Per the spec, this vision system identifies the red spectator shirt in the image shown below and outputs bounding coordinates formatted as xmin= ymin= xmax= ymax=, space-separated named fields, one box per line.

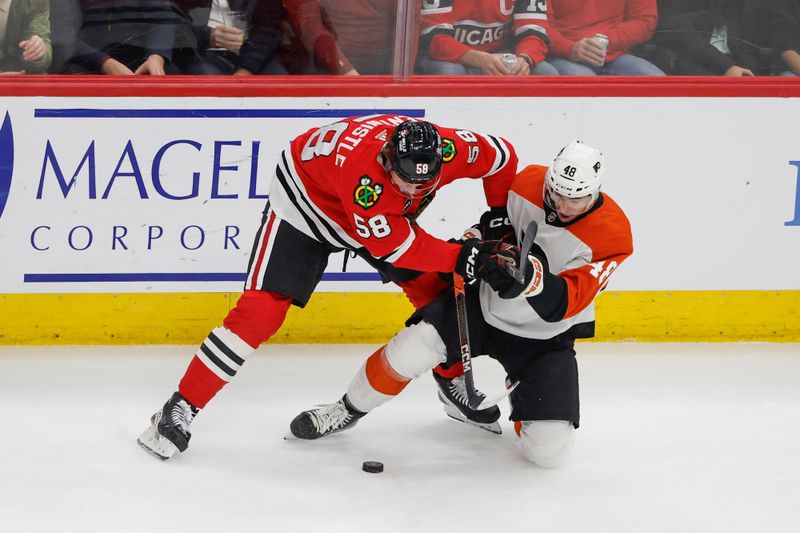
xmin=547 ymin=0 xmax=658 ymax=62
xmin=420 ymin=0 xmax=549 ymax=66
xmin=267 ymin=115 xmax=518 ymax=274
xmin=284 ymin=0 xmax=422 ymax=74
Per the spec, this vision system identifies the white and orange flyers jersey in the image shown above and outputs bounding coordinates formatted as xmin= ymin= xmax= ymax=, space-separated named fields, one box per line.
xmin=479 ymin=164 xmax=633 ymax=340
xmin=268 ymin=114 xmax=517 ymax=274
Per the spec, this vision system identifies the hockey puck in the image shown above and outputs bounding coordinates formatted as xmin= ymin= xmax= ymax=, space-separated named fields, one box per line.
xmin=362 ymin=461 xmax=384 ymax=473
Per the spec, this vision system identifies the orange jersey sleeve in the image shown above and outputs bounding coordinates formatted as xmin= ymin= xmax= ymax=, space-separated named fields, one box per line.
xmin=510 ymin=165 xmax=633 ymax=321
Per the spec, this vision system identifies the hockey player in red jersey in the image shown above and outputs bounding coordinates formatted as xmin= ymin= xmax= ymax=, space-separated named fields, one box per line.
xmin=137 ymin=114 xmax=519 ymax=460
xmin=417 ymin=0 xmax=559 ymax=75
xmin=289 ymin=141 xmax=633 ymax=468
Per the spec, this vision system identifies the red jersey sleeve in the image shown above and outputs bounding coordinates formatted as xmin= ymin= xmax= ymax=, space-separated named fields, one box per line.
xmin=546 ymin=12 xmax=576 ymax=60
xmin=605 ymin=0 xmax=658 ymax=56
xmin=513 ymin=0 xmax=550 ymax=65
xmin=284 ymin=0 xmax=354 ymax=74
xmin=435 ymin=125 xmax=518 ymax=207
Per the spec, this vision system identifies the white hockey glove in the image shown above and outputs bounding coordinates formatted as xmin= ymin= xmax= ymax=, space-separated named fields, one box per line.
xmin=496 ymin=254 xmax=545 ymax=299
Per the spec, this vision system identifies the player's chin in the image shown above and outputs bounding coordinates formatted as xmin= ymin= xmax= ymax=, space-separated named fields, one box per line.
xmin=389 ymin=182 xmax=435 ymax=200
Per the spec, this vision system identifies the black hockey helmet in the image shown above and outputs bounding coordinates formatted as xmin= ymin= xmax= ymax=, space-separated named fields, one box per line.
xmin=387 ymin=121 xmax=443 ymax=184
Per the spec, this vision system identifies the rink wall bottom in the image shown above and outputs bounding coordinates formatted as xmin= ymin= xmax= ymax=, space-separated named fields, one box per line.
xmin=0 ymin=291 xmax=798 ymax=345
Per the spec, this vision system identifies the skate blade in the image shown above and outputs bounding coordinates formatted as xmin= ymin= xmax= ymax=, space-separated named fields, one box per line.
xmin=442 ymin=404 xmax=502 ymax=435
xmin=137 ymin=425 xmax=178 ymax=460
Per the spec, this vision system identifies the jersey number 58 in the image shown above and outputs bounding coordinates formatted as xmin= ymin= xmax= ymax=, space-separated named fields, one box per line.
xmin=354 ymin=214 xmax=392 ymax=239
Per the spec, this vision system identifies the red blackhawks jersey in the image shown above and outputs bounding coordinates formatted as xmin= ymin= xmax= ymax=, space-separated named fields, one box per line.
xmin=479 ymin=164 xmax=633 ymax=339
xmin=420 ymin=0 xmax=550 ymax=65
xmin=268 ymin=114 xmax=517 ymax=274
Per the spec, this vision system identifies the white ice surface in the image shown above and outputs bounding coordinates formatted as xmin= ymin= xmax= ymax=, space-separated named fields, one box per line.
xmin=1 ymin=343 xmax=799 ymax=533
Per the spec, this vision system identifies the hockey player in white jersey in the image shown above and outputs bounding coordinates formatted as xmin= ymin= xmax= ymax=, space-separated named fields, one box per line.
xmin=288 ymin=141 xmax=634 ymax=468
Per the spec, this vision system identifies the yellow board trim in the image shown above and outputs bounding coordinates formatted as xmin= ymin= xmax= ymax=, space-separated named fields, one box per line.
xmin=1 ymin=291 xmax=799 ymax=345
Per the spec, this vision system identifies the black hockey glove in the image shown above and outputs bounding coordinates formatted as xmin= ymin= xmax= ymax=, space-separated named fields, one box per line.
xmin=478 ymin=242 xmax=523 ymax=293
xmin=476 ymin=206 xmax=515 ymax=243
xmin=455 ymin=239 xmax=509 ymax=284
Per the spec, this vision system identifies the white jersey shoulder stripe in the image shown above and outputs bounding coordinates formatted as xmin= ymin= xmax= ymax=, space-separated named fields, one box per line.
xmin=515 ymin=24 xmax=547 ymax=37
xmin=421 ymin=7 xmax=451 ymax=15
xmin=514 ymin=13 xmax=547 ymax=21
xmin=420 ymin=23 xmax=454 ymax=36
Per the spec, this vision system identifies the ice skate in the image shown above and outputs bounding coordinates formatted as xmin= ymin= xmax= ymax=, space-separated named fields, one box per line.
xmin=433 ymin=372 xmax=502 ymax=434
xmin=137 ymin=392 xmax=199 ymax=460
xmin=289 ymin=395 xmax=365 ymax=439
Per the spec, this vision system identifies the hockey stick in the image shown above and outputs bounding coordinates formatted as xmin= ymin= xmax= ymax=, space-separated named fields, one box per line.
xmin=453 ymin=271 xmax=484 ymax=410
xmin=505 ymin=220 xmax=539 ymax=284
xmin=454 ymin=220 xmax=539 ymax=410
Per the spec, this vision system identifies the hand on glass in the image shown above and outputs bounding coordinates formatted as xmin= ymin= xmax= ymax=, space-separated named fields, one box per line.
xmin=100 ymin=58 xmax=135 ymax=75
xmin=135 ymin=54 xmax=166 ymax=75
xmin=19 ymin=36 xmax=47 ymax=63
xmin=724 ymin=65 xmax=754 ymax=76
xmin=570 ymin=37 xmax=606 ymax=67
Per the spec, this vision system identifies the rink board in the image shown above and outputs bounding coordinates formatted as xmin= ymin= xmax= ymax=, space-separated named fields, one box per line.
xmin=0 ymin=79 xmax=799 ymax=343
xmin=1 ymin=290 xmax=799 ymax=344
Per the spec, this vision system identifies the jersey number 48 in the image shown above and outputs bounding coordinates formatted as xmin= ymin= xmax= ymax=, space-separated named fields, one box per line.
xmin=589 ymin=260 xmax=618 ymax=289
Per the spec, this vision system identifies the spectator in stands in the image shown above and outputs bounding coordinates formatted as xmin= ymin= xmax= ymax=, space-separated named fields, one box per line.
xmin=416 ymin=0 xmax=558 ymax=76
xmin=48 ymin=0 xmax=80 ymax=73
xmin=725 ymin=1 xmax=776 ymax=75
xmin=647 ymin=0 xmax=753 ymax=75
xmin=0 ymin=0 xmax=52 ymax=73
xmin=647 ymin=0 xmax=779 ymax=75
xmin=63 ymin=0 xmax=212 ymax=74
xmin=283 ymin=0 xmax=419 ymax=75
xmin=547 ymin=0 xmax=665 ymax=75
xmin=770 ymin=0 xmax=800 ymax=76
xmin=192 ymin=0 xmax=286 ymax=74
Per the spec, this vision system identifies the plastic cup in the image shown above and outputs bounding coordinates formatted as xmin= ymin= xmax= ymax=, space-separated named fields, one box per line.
xmin=223 ymin=10 xmax=248 ymax=41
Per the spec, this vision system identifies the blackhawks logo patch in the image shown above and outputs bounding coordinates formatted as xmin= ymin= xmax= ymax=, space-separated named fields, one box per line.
xmin=354 ymin=176 xmax=383 ymax=209
xmin=441 ymin=138 xmax=456 ymax=162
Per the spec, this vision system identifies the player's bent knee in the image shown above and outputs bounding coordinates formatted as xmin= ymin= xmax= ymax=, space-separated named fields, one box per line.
xmin=223 ymin=290 xmax=292 ymax=348
xmin=385 ymin=321 xmax=447 ymax=380
xmin=517 ymin=420 xmax=575 ymax=468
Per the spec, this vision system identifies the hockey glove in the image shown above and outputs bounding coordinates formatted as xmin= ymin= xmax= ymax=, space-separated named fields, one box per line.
xmin=494 ymin=254 xmax=546 ymax=300
xmin=480 ymin=243 xmax=523 ymax=292
xmin=455 ymin=239 xmax=509 ymax=284
xmin=477 ymin=206 xmax=515 ymax=243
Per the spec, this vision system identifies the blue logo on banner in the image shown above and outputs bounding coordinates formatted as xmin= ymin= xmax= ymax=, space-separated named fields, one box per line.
xmin=788 ymin=161 xmax=800 ymax=226
xmin=0 ymin=112 xmax=13 ymax=221
xmin=22 ymin=108 xmax=409 ymax=284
